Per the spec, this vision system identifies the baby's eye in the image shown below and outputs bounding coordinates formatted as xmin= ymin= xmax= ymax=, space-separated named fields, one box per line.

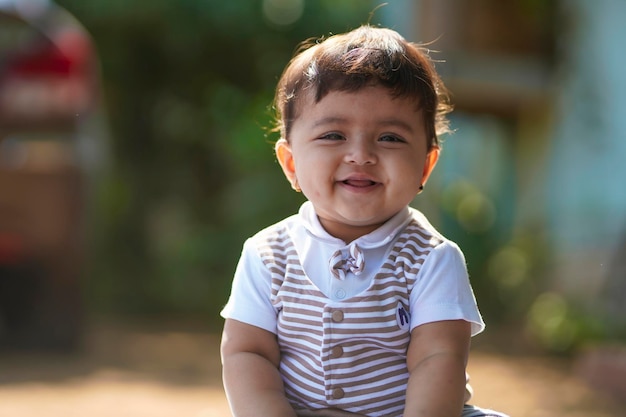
xmin=379 ymin=134 xmax=405 ymax=143
xmin=319 ymin=132 xmax=345 ymax=141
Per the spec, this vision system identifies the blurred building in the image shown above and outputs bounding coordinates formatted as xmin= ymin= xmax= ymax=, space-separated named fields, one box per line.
xmin=382 ymin=0 xmax=626 ymax=328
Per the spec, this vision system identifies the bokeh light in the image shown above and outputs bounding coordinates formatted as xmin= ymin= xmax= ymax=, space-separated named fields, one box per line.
xmin=262 ymin=0 xmax=304 ymax=27
xmin=527 ymin=292 xmax=579 ymax=352
xmin=442 ymin=179 xmax=496 ymax=233
xmin=488 ymin=245 xmax=529 ymax=290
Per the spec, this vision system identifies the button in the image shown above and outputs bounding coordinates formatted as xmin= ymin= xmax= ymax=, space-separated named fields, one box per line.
xmin=332 ymin=387 xmax=344 ymax=399
xmin=330 ymin=345 xmax=343 ymax=358
xmin=335 ymin=288 xmax=346 ymax=299
xmin=331 ymin=310 xmax=344 ymax=322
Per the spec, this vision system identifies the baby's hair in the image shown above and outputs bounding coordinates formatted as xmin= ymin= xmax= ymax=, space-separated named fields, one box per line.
xmin=272 ymin=25 xmax=452 ymax=148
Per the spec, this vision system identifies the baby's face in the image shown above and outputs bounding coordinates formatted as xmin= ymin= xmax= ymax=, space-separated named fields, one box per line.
xmin=277 ymin=85 xmax=439 ymax=243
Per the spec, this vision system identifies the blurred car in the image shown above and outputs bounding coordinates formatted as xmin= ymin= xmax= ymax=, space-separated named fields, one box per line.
xmin=0 ymin=0 xmax=103 ymax=350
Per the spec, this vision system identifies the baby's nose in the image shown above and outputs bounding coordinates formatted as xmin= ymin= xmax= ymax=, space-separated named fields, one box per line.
xmin=344 ymin=141 xmax=377 ymax=165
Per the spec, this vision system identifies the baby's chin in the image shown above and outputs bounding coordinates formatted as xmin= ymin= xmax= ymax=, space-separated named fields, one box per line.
xmin=315 ymin=213 xmax=389 ymax=242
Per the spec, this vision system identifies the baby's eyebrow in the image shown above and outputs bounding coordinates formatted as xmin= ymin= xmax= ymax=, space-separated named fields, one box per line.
xmin=311 ymin=116 xmax=347 ymax=128
xmin=376 ymin=119 xmax=416 ymax=133
xmin=312 ymin=117 xmax=414 ymax=131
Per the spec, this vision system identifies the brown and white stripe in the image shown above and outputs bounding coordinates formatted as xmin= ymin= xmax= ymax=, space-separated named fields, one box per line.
xmin=256 ymin=220 xmax=443 ymax=416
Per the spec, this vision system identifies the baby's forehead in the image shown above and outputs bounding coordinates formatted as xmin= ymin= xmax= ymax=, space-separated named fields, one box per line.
xmin=292 ymin=85 xmax=423 ymax=116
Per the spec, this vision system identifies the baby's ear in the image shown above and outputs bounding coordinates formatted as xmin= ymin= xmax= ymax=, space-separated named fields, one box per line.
xmin=275 ymin=139 xmax=298 ymax=190
xmin=421 ymin=146 xmax=440 ymax=186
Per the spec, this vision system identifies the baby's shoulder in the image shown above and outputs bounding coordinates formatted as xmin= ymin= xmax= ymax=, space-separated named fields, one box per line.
xmin=402 ymin=208 xmax=465 ymax=263
xmin=248 ymin=214 xmax=300 ymax=247
xmin=404 ymin=208 xmax=447 ymax=244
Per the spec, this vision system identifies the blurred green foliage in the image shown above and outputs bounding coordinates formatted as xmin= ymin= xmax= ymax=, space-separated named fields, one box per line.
xmin=54 ymin=0 xmax=378 ymax=324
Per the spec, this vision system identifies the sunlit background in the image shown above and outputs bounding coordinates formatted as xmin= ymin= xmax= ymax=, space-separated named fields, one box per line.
xmin=1 ymin=0 xmax=625 ymax=416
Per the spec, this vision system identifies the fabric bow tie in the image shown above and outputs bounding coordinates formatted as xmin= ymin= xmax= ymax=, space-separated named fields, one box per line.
xmin=329 ymin=243 xmax=365 ymax=280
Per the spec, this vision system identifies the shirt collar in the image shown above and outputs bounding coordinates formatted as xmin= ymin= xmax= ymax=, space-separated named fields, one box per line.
xmin=298 ymin=201 xmax=412 ymax=249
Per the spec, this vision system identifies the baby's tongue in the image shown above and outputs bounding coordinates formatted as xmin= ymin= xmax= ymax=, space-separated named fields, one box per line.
xmin=344 ymin=179 xmax=374 ymax=187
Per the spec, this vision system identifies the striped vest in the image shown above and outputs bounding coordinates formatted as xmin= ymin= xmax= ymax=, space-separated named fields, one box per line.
xmin=257 ymin=218 xmax=443 ymax=417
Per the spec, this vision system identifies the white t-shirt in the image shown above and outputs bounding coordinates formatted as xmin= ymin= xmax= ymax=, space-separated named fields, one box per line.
xmin=221 ymin=201 xmax=484 ymax=336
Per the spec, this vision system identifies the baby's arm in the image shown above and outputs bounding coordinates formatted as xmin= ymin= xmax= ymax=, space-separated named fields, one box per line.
xmin=404 ymin=319 xmax=471 ymax=417
xmin=221 ymin=318 xmax=298 ymax=417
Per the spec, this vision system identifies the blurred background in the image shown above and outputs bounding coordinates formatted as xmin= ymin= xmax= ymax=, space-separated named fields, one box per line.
xmin=0 ymin=0 xmax=625 ymax=416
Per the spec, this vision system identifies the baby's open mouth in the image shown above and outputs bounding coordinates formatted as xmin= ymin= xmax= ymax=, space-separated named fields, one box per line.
xmin=342 ymin=179 xmax=377 ymax=187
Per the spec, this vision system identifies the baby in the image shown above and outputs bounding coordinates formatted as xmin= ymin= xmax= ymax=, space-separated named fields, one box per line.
xmin=220 ymin=25 xmax=509 ymax=417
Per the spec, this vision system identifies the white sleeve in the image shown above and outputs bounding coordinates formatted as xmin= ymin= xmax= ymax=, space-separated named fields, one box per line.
xmin=220 ymin=238 xmax=278 ymax=334
xmin=408 ymin=240 xmax=485 ymax=336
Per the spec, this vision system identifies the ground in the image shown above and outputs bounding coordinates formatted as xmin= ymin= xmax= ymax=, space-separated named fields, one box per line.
xmin=0 ymin=319 xmax=623 ymax=417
